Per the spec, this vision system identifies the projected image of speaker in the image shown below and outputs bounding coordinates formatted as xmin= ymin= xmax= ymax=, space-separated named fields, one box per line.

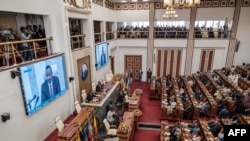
xmin=95 ymin=42 xmax=109 ymax=70
xmin=18 ymin=55 xmax=68 ymax=115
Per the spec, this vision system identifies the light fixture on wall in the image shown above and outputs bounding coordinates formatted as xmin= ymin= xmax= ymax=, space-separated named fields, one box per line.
xmin=163 ymin=0 xmax=200 ymax=19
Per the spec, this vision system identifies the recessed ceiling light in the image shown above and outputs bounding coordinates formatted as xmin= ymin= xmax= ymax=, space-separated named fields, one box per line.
xmin=121 ymin=0 xmax=126 ymax=2
xmin=143 ymin=0 xmax=148 ymax=1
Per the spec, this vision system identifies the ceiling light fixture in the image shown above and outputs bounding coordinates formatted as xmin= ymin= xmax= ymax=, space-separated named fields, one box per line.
xmin=163 ymin=0 xmax=200 ymax=19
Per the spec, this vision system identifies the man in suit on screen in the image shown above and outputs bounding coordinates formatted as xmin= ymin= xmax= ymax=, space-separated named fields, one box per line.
xmin=100 ymin=46 xmax=106 ymax=66
xmin=41 ymin=65 xmax=61 ymax=103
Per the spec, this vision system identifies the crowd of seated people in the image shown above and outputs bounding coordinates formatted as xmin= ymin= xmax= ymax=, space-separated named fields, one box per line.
xmin=154 ymin=25 xmax=188 ymax=38
xmin=194 ymin=25 xmax=228 ymax=39
xmin=117 ymin=25 xmax=149 ymax=39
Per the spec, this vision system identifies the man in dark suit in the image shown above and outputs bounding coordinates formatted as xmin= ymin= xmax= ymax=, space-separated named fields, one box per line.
xmin=100 ymin=46 xmax=106 ymax=65
xmin=95 ymin=81 xmax=102 ymax=92
xmin=41 ymin=65 xmax=61 ymax=103
xmin=146 ymin=69 xmax=152 ymax=83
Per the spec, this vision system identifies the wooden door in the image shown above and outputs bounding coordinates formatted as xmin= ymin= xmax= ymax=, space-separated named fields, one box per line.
xmin=199 ymin=50 xmax=214 ymax=72
xmin=111 ymin=57 xmax=114 ymax=74
xmin=157 ymin=49 xmax=182 ymax=78
xmin=77 ymin=56 xmax=91 ymax=103
xmin=125 ymin=55 xmax=142 ymax=81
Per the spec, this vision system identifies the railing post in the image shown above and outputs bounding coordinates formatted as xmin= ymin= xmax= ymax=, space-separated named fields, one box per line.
xmin=11 ymin=44 xmax=17 ymax=65
xmin=33 ymin=41 xmax=37 ymax=59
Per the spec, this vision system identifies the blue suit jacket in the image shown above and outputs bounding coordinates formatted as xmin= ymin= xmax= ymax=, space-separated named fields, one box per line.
xmin=41 ymin=76 xmax=61 ymax=103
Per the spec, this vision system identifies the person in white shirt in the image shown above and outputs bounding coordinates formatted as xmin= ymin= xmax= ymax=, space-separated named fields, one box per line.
xmin=107 ymin=107 xmax=117 ymax=125
xmin=20 ymin=26 xmax=32 ymax=61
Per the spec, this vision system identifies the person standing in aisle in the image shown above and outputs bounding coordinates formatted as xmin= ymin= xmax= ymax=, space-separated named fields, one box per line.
xmin=147 ymin=69 xmax=152 ymax=83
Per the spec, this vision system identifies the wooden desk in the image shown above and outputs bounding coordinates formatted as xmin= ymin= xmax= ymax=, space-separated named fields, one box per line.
xmin=160 ymin=120 xmax=170 ymax=141
xmin=238 ymin=77 xmax=250 ymax=90
xmin=214 ymin=70 xmax=243 ymax=94
xmin=117 ymin=112 xmax=135 ymax=141
xmin=237 ymin=114 xmax=250 ymax=125
xmin=180 ymin=122 xmax=193 ymax=141
xmin=199 ymin=120 xmax=216 ymax=141
xmin=128 ymin=95 xmax=141 ymax=112
xmin=183 ymin=79 xmax=201 ymax=119
xmin=193 ymin=74 xmax=218 ymax=117
xmin=57 ymin=107 xmax=95 ymax=141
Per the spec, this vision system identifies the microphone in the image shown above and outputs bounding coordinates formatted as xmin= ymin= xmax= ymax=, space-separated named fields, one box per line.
xmin=34 ymin=96 xmax=39 ymax=109
xmin=27 ymin=95 xmax=37 ymax=109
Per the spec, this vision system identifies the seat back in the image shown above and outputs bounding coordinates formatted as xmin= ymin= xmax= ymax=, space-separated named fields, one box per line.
xmin=103 ymin=118 xmax=110 ymax=130
xmin=106 ymin=74 xmax=112 ymax=82
xmin=92 ymin=82 xmax=96 ymax=92
xmin=74 ymin=100 xmax=81 ymax=114
xmin=109 ymin=70 xmax=114 ymax=79
xmin=55 ymin=116 xmax=64 ymax=132
xmin=81 ymin=90 xmax=87 ymax=102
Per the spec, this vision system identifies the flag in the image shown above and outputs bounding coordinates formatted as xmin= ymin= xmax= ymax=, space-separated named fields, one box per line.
xmin=76 ymin=132 xmax=81 ymax=141
xmin=87 ymin=118 xmax=93 ymax=140
xmin=83 ymin=128 xmax=88 ymax=141
xmin=80 ymin=125 xmax=88 ymax=141
xmin=93 ymin=116 xmax=98 ymax=141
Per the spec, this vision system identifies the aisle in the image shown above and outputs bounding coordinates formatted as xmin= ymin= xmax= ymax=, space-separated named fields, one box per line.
xmin=130 ymin=81 xmax=161 ymax=141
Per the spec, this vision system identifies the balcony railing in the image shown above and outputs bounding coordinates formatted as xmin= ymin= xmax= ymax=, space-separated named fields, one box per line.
xmin=0 ymin=37 xmax=52 ymax=69
xmin=154 ymin=31 xmax=188 ymax=39
xmin=70 ymin=34 xmax=86 ymax=50
xmin=106 ymin=31 xmax=115 ymax=41
xmin=117 ymin=31 xmax=149 ymax=39
xmin=194 ymin=30 xmax=230 ymax=39
xmin=94 ymin=33 xmax=104 ymax=43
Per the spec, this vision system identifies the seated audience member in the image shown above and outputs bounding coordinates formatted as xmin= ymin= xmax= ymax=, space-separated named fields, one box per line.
xmin=106 ymin=101 xmax=113 ymax=114
xmin=95 ymin=81 xmax=103 ymax=92
xmin=219 ymin=106 xmax=229 ymax=119
xmin=189 ymin=120 xmax=200 ymax=135
xmin=218 ymin=128 xmax=224 ymax=141
xmin=171 ymin=125 xmax=181 ymax=141
xmin=107 ymin=107 xmax=118 ymax=125
xmin=200 ymin=101 xmax=210 ymax=116
xmin=86 ymin=88 xmax=96 ymax=102
xmin=229 ymin=114 xmax=238 ymax=125
xmin=208 ymin=120 xmax=222 ymax=137
xmin=247 ymin=71 xmax=250 ymax=80
xmin=184 ymin=104 xmax=193 ymax=119
xmin=195 ymin=89 xmax=201 ymax=100
xmin=117 ymin=89 xmax=125 ymax=103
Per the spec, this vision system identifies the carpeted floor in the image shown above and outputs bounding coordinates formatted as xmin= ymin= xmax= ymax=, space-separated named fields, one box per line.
xmin=45 ymin=81 xmax=162 ymax=141
xmin=130 ymin=81 xmax=161 ymax=141
xmin=129 ymin=81 xmax=161 ymax=123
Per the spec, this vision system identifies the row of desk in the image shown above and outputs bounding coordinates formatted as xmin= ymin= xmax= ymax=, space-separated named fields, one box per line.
xmin=203 ymin=72 xmax=236 ymax=113
xmin=193 ymin=74 xmax=218 ymax=117
xmin=183 ymin=78 xmax=201 ymax=119
xmin=57 ymin=107 xmax=95 ymax=141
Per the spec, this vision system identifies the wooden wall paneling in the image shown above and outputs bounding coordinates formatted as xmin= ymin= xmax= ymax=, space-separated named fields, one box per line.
xmin=207 ymin=50 xmax=214 ymax=71
xmin=200 ymin=50 xmax=206 ymax=72
xmin=157 ymin=50 xmax=161 ymax=77
xmin=134 ymin=55 xmax=142 ymax=80
xmin=170 ymin=50 xmax=174 ymax=76
xmin=176 ymin=50 xmax=182 ymax=77
xmin=163 ymin=50 xmax=168 ymax=77
xmin=77 ymin=56 xmax=91 ymax=103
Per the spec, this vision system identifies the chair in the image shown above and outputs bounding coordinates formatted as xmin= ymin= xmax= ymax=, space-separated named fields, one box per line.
xmin=106 ymin=74 xmax=112 ymax=82
xmin=75 ymin=100 xmax=82 ymax=114
xmin=54 ymin=116 xmax=65 ymax=132
xmin=92 ymin=82 xmax=96 ymax=92
xmin=109 ymin=70 xmax=114 ymax=79
xmin=103 ymin=118 xmax=117 ymax=137
xmin=81 ymin=90 xmax=87 ymax=102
